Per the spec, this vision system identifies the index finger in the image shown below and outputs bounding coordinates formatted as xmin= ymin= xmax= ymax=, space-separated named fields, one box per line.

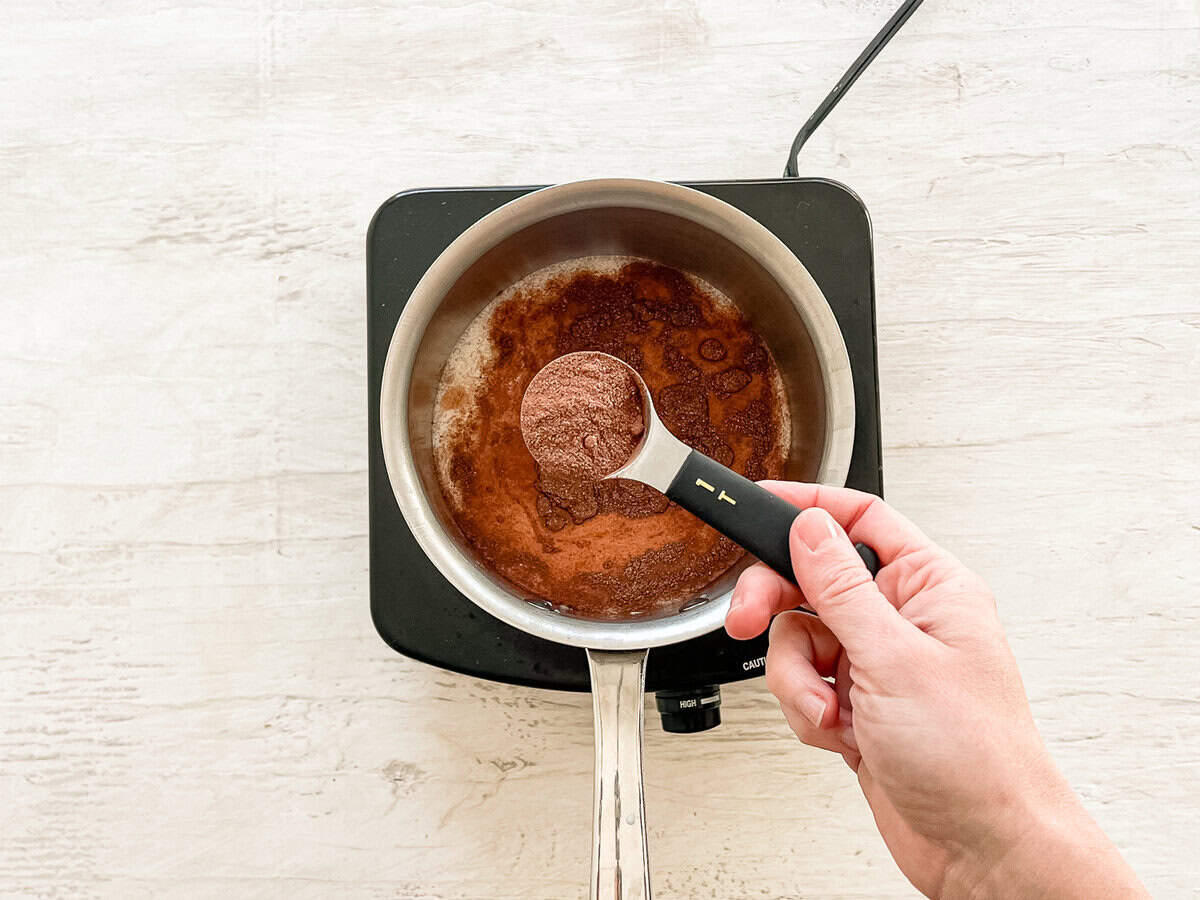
xmin=756 ymin=481 xmax=929 ymax=567
xmin=726 ymin=561 xmax=805 ymax=640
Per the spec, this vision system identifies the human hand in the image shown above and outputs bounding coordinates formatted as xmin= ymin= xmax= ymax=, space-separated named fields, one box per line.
xmin=726 ymin=483 xmax=1147 ymax=899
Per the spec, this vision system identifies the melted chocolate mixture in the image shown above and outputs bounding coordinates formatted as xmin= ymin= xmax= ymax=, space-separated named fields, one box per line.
xmin=434 ymin=259 xmax=793 ymax=619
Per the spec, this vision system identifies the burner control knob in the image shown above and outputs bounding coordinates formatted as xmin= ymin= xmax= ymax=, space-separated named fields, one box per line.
xmin=655 ymin=685 xmax=721 ymax=733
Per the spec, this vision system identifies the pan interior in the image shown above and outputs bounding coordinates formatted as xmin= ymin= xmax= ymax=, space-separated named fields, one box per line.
xmin=405 ymin=205 xmax=828 ymax=622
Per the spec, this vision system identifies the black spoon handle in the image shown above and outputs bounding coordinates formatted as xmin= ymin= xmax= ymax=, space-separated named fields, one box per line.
xmin=664 ymin=450 xmax=880 ymax=582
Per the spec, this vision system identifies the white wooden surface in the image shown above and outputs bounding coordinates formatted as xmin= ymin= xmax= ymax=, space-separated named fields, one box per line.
xmin=2 ymin=0 xmax=1198 ymax=897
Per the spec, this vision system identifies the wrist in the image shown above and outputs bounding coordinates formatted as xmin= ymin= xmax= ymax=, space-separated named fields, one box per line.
xmin=944 ymin=782 xmax=1146 ymax=900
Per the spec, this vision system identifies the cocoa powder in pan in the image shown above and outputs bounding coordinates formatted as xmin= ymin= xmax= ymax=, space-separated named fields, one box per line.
xmin=432 ymin=258 xmax=810 ymax=620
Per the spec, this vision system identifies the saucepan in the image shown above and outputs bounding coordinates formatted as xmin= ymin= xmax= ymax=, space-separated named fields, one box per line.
xmin=379 ymin=178 xmax=856 ymax=899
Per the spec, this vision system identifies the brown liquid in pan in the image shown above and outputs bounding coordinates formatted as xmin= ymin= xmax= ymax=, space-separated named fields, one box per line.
xmin=433 ymin=258 xmax=806 ymax=619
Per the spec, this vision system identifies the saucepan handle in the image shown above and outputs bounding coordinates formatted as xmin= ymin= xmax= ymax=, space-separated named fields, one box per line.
xmin=586 ymin=648 xmax=651 ymax=900
xmin=664 ymin=450 xmax=881 ymax=583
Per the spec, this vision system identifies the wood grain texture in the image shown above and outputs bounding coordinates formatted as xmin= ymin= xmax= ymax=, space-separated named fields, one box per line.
xmin=2 ymin=0 xmax=1198 ymax=896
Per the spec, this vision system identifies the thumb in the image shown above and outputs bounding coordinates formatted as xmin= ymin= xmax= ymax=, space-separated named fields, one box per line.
xmin=790 ymin=507 xmax=910 ymax=662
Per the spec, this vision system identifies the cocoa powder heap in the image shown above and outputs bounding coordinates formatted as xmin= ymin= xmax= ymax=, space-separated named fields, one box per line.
xmin=520 ymin=352 xmax=645 ymax=481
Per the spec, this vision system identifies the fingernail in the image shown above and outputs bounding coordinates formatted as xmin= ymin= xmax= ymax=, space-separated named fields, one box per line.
xmin=840 ymin=725 xmax=859 ymax=752
xmin=800 ymin=694 xmax=827 ymax=728
xmin=794 ymin=507 xmax=842 ymax=551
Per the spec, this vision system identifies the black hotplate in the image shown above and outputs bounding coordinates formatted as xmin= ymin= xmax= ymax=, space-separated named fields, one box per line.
xmin=367 ymin=179 xmax=882 ymax=728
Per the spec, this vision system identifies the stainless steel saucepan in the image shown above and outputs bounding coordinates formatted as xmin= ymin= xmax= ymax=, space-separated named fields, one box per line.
xmin=379 ymin=178 xmax=856 ymax=899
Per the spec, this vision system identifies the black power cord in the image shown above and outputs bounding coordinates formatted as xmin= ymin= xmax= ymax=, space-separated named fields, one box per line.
xmin=784 ymin=0 xmax=925 ymax=177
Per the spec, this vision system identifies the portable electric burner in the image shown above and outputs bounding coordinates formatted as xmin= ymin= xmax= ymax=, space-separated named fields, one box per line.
xmin=367 ymin=177 xmax=882 ymax=731
xmin=366 ymin=0 xmax=926 ymax=744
